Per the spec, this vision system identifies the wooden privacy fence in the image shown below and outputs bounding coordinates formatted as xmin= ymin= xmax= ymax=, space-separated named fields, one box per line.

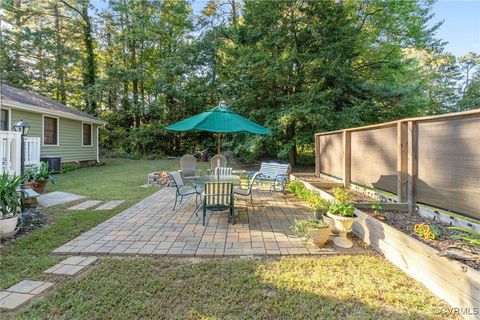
xmin=314 ymin=109 xmax=480 ymax=220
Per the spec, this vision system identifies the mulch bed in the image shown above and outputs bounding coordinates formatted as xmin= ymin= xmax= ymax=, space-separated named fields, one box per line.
xmin=372 ymin=209 xmax=480 ymax=271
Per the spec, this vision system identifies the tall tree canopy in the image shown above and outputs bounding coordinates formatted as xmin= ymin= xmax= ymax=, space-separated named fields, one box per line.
xmin=0 ymin=0 xmax=478 ymax=164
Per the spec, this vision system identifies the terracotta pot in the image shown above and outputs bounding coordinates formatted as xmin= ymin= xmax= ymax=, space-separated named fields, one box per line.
xmin=0 ymin=215 xmax=18 ymax=239
xmin=327 ymin=212 xmax=358 ymax=248
xmin=308 ymin=228 xmax=330 ymax=247
xmin=33 ymin=180 xmax=48 ymax=193
xmin=25 ymin=181 xmax=35 ymax=189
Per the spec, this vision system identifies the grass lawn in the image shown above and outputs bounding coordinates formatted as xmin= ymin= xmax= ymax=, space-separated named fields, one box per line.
xmin=1 ymin=159 xmax=454 ymax=319
xmin=7 ymin=256 xmax=455 ymax=320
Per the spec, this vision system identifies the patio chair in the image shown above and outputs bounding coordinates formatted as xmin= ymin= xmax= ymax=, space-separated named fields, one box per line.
xmin=201 ymin=182 xmax=234 ymax=226
xmin=214 ymin=167 xmax=233 ymax=176
xmin=169 ymin=171 xmax=202 ymax=210
xmin=207 ymin=154 xmax=228 ymax=174
xmin=257 ymin=162 xmax=290 ymax=192
xmin=180 ymin=155 xmax=201 ymax=181
xmin=234 ymin=172 xmax=261 ymax=203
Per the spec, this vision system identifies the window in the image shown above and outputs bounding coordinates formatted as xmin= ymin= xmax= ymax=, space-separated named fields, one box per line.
xmin=0 ymin=109 xmax=9 ymax=131
xmin=82 ymin=123 xmax=92 ymax=146
xmin=43 ymin=116 xmax=58 ymax=145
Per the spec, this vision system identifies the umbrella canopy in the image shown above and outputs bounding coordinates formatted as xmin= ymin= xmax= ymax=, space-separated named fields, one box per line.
xmin=165 ymin=105 xmax=271 ymax=134
xmin=166 ymin=103 xmax=270 ymax=174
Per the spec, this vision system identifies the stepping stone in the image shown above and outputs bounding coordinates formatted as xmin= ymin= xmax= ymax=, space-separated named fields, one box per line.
xmin=37 ymin=191 xmax=86 ymax=208
xmin=94 ymin=200 xmax=126 ymax=210
xmin=6 ymin=280 xmax=54 ymax=295
xmin=0 ymin=292 xmax=35 ymax=310
xmin=44 ymin=256 xmax=97 ymax=276
xmin=67 ymin=200 xmax=103 ymax=211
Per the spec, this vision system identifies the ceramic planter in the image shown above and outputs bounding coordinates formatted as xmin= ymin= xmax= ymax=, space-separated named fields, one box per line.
xmin=327 ymin=212 xmax=358 ymax=248
xmin=308 ymin=227 xmax=330 ymax=247
xmin=0 ymin=215 xmax=19 ymax=238
xmin=322 ymin=214 xmax=339 ymax=235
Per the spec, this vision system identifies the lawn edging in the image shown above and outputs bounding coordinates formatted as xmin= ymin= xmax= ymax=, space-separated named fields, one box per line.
xmin=290 ymin=173 xmax=480 ymax=320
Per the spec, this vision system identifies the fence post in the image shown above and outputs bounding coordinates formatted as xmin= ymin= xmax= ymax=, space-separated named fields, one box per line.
xmin=407 ymin=121 xmax=418 ymax=213
xmin=314 ymin=134 xmax=321 ymax=175
xmin=397 ymin=122 xmax=408 ymax=202
xmin=343 ymin=130 xmax=351 ymax=188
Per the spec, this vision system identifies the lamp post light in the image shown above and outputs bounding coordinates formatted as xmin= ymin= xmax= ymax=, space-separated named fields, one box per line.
xmin=13 ymin=119 xmax=30 ymax=177
xmin=13 ymin=119 xmax=30 ymax=212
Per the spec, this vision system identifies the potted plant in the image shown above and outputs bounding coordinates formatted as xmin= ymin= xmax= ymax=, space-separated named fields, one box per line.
xmin=327 ymin=187 xmax=358 ymax=248
xmin=312 ymin=199 xmax=339 ymax=235
xmin=23 ymin=167 xmax=37 ymax=189
xmin=369 ymin=199 xmax=385 ymax=221
xmin=291 ymin=218 xmax=331 ymax=247
xmin=0 ymin=173 xmax=25 ymax=238
xmin=25 ymin=162 xmax=55 ymax=193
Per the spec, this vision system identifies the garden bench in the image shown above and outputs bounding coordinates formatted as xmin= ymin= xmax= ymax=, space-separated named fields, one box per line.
xmin=256 ymin=162 xmax=290 ymax=191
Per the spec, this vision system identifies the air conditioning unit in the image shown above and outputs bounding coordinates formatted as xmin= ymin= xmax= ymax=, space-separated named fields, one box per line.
xmin=40 ymin=156 xmax=61 ymax=172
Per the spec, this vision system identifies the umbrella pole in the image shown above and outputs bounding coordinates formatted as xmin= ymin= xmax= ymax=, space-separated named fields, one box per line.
xmin=217 ymin=133 xmax=221 ymax=180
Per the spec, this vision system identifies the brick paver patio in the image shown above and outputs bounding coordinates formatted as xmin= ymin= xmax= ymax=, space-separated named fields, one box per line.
xmin=53 ymin=187 xmax=363 ymax=256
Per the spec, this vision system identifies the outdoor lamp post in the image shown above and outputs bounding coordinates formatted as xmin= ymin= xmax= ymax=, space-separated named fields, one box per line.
xmin=13 ymin=119 xmax=30 ymax=212
xmin=13 ymin=119 xmax=30 ymax=177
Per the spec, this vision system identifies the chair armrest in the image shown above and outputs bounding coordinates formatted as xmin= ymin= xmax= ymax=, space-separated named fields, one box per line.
xmin=274 ymin=174 xmax=287 ymax=181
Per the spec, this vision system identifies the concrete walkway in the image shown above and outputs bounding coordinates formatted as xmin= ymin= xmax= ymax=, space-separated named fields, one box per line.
xmin=53 ymin=187 xmax=364 ymax=257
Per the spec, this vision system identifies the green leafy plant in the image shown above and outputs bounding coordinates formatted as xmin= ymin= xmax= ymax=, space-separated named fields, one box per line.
xmin=332 ymin=187 xmax=355 ymax=204
xmin=414 ymin=223 xmax=441 ymax=240
xmin=448 ymin=226 xmax=480 ymax=246
xmin=34 ymin=162 xmax=55 ymax=183
xmin=23 ymin=167 xmax=37 ymax=183
xmin=60 ymin=164 xmax=79 ymax=174
xmin=291 ymin=218 xmax=329 ymax=241
xmin=328 ymin=202 xmax=356 ymax=217
xmin=23 ymin=162 xmax=56 ymax=183
xmin=0 ymin=173 xmax=25 ymax=218
xmin=370 ymin=199 xmax=383 ymax=213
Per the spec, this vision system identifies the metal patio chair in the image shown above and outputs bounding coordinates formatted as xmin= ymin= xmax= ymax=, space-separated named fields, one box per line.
xmin=233 ymin=171 xmax=261 ymax=203
xmin=214 ymin=167 xmax=233 ymax=176
xmin=169 ymin=171 xmax=202 ymax=210
xmin=201 ymin=182 xmax=234 ymax=226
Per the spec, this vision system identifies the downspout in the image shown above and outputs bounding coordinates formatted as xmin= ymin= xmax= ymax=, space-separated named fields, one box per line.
xmin=97 ymin=125 xmax=100 ymax=163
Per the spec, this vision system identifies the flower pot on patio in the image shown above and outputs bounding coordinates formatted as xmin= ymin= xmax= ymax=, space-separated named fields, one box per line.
xmin=0 ymin=216 xmax=19 ymax=239
xmin=322 ymin=214 xmax=339 ymax=235
xmin=308 ymin=227 xmax=330 ymax=247
xmin=327 ymin=212 xmax=357 ymax=248
xmin=291 ymin=219 xmax=330 ymax=247
xmin=33 ymin=180 xmax=48 ymax=193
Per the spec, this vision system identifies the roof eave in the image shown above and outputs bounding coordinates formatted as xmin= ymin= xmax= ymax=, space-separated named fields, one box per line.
xmin=2 ymin=99 xmax=106 ymax=125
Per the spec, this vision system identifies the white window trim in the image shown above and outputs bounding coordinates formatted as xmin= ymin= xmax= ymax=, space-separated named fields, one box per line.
xmin=0 ymin=107 xmax=12 ymax=132
xmin=42 ymin=115 xmax=59 ymax=146
xmin=82 ymin=122 xmax=93 ymax=147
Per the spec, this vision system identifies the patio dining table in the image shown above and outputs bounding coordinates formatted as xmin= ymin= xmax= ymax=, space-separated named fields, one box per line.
xmin=193 ymin=175 xmax=241 ymax=188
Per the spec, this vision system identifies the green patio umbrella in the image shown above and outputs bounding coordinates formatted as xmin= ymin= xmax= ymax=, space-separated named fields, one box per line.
xmin=166 ymin=102 xmax=271 ymax=172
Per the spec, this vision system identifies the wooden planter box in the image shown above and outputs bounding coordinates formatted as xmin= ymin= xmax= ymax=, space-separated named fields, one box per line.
xmin=290 ymin=174 xmax=480 ymax=319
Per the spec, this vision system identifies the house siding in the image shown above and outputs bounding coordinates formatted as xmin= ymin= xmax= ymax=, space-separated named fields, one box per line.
xmin=10 ymin=109 xmax=98 ymax=163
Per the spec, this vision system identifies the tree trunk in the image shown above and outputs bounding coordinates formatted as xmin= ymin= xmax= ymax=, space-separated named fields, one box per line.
xmin=53 ymin=3 xmax=66 ymax=104
xmin=286 ymin=122 xmax=297 ymax=165
xmin=81 ymin=0 xmax=97 ymax=115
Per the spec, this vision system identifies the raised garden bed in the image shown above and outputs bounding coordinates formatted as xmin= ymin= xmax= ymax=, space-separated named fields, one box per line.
xmin=290 ymin=173 xmax=480 ymax=319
